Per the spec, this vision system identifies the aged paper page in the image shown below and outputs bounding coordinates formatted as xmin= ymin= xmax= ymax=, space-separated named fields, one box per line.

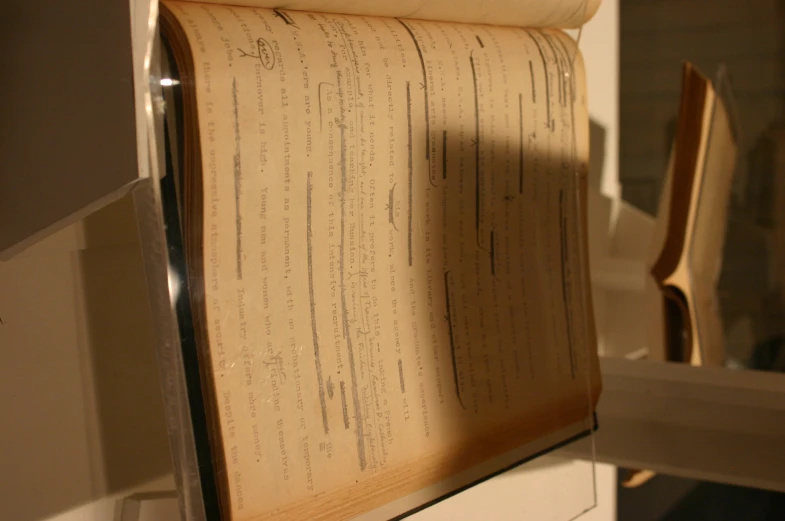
xmin=688 ymin=92 xmax=736 ymax=366
xmin=650 ymin=65 xmax=737 ymax=367
xmin=184 ymin=0 xmax=601 ymax=29
xmin=163 ymin=3 xmax=597 ymax=519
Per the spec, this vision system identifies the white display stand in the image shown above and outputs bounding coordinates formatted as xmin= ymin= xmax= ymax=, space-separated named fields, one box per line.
xmin=565 ymin=357 xmax=785 ymax=493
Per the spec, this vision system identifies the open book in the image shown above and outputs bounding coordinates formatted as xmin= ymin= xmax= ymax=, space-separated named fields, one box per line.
xmin=648 ymin=63 xmax=738 ymax=367
xmin=159 ymin=0 xmax=602 ymax=519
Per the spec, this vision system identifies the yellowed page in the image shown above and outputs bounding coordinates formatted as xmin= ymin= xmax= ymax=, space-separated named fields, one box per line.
xmin=162 ymin=2 xmax=598 ymax=519
xmin=649 ymin=66 xmax=737 ymax=367
xmin=185 ymin=0 xmax=600 ymax=29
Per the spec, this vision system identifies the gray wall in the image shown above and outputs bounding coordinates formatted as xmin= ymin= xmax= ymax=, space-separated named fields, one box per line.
xmin=620 ymin=0 xmax=785 ymax=214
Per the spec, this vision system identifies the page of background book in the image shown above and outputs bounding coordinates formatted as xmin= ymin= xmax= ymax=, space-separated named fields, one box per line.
xmin=162 ymin=0 xmax=601 ymax=519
